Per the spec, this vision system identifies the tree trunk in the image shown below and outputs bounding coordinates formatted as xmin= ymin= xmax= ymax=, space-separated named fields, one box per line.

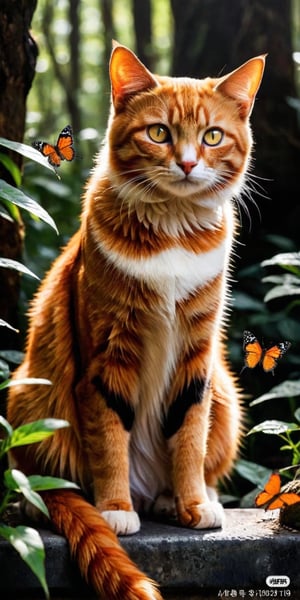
xmin=99 ymin=0 xmax=116 ymax=99
xmin=42 ymin=0 xmax=81 ymax=132
xmin=132 ymin=0 xmax=153 ymax=70
xmin=0 ymin=0 xmax=38 ymax=349
xmin=68 ymin=0 xmax=81 ymax=132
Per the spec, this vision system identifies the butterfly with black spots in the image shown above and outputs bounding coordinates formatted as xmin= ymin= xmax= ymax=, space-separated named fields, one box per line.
xmin=242 ymin=330 xmax=291 ymax=375
xmin=32 ymin=125 xmax=75 ymax=168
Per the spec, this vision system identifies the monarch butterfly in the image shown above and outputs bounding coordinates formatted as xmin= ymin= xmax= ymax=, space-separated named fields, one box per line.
xmin=255 ymin=473 xmax=300 ymax=511
xmin=242 ymin=330 xmax=291 ymax=375
xmin=32 ymin=125 xmax=75 ymax=168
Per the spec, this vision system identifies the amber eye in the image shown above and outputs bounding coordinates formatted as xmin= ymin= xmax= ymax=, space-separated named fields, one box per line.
xmin=147 ymin=124 xmax=171 ymax=143
xmin=203 ymin=128 xmax=223 ymax=147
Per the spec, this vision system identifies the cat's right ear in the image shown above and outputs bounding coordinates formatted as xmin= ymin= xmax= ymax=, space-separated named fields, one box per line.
xmin=109 ymin=42 xmax=158 ymax=111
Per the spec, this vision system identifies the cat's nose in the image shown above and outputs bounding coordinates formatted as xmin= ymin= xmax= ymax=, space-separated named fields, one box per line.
xmin=177 ymin=161 xmax=197 ymax=175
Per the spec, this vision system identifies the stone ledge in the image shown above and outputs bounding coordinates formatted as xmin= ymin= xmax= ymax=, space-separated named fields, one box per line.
xmin=0 ymin=509 xmax=299 ymax=598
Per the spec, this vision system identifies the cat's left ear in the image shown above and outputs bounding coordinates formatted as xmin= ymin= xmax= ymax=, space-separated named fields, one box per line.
xmin=215 ymin=55 xmax=266 ymax=118
xmin=110 ymin=42 xmax=158 ymax=111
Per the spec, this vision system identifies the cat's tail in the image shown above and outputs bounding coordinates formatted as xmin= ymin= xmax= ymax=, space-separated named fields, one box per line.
xmin=42 ymin=490 xmax=162 ymax=600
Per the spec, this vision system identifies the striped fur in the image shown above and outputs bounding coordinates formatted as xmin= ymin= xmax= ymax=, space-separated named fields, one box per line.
xmin=7 ymin=44 xmax=265 ymax=599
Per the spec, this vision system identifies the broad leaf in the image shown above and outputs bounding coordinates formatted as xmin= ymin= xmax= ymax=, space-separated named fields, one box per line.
xmin=235 ymin=459 xmax=272 ymax=486
xmin=0 ymin=136 xmax=55 ymax=174
xmin=248 ymin=419 xmax=299 ymax=436
xmin=295 ymin=408 xmax=300 ymax=424
xmin=0 ymin=415 xmax=13 ymax=438
xmin=4 ymin=469 xmax=49 ymax=518
xmin=262 ymin=252 xmax=300 ymax=269
xmin=0 ymin=257 xmax=39 ymax=280
xmin=0 ymin=152 xmax=22 ymax=186
xmin=8 ymin=418 xmax=69 ymax=449
xmin=0 ymin=359 xmax=10 ymax=381
xmin=28 ymin=474 xmax=79 ymax=492
xmin=0 ymin=179 xmax=58 ymax=233
xmin=0 ymin=350 xmax=24 ymax=364
xmin=0 ymin=377 xmax=52 ymax=392
xmin=0 ymin=318 xmax=19 ymax=332
xmin=250 ymin=380 xmax=300 ymax=406
xmin=0 ymin=523 xmax=49 ymax=598
xmin=264 ymin=282 xmax=300 ymax=303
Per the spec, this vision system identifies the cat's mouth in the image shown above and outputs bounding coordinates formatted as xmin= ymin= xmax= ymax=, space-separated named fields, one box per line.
xmin=171 ymin=174 xmax=209 ymax=192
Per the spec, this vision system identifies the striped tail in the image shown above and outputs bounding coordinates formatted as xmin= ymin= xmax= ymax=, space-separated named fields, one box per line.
xmin=42 ymin=490 xmax=163 ymax=600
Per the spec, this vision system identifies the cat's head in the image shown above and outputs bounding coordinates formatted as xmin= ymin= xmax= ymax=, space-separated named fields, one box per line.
xmin=106 ymin=42 xmax=265 ymax=227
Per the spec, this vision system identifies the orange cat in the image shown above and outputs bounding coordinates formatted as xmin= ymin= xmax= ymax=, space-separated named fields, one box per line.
xmin=7 ymin=43 xmax=265 ymax=599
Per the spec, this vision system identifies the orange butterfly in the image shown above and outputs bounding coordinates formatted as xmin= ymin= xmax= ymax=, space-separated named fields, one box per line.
xmin=242 ymin=330 xmax=291 ymax=375
xmin=255 ymin=473 xmax=300 ymax=511
xmin=32 ymin=125 xmax=75 ymax=168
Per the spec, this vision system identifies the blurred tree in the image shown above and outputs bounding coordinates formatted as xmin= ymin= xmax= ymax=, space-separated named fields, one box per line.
xmin=132 ymin=0 xmax=153 ymax=70
xmin=100 ymin=0 xmax=116 ymax=93
xmin=0 ymin=0 xmax=38 ymax=349
xmin=171 ymin=0 xmax=300 ymax=247
xmin=41 ymin=0 xmax=81 ymax=132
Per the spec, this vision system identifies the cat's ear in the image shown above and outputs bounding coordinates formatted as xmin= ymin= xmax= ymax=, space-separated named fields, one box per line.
xmin=110 ymin=42 xmax=158 ymax=110
xmin=216 ymin=55 xmax=266 ymax=118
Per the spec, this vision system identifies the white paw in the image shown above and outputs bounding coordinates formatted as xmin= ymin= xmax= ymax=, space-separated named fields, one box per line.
xmin=152 ymin=494 xmax=177 ymax=518
xmin=101 ymin=509 xmax=140 ymax=535
xmin=194 ymin=501 xmax=225 ymax=529
xmin=206 ymin=486 xmax=219 ymax=501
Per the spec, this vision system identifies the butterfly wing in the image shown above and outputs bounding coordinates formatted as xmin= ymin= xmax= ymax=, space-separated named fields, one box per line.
xmin=32 ymin=140 xmax=61 ymax=167
xmin=267 ymin=493 xmax=300 ymax=510
xmin=262 ymin=341 xmax=291 ymax=373
xmin=56 ymin=125 xmax=75 ymax=162
xmin=255 ymin=473 xmax=281 ymax=508
xmin=243 ymin=330 xmax=262 ymax=369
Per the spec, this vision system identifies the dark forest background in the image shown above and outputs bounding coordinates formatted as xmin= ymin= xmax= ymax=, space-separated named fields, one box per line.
xmin=1 ymin=0 xmax=300 ymax=500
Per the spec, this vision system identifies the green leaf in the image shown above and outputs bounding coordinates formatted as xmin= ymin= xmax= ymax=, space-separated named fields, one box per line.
xmin=248 ymin=419 xmax=300 ymax=436
xmin=0 ymin=350 xmax=24 ymax=364
xmin=8 ymin=418 xmax=69 ymax=449
xmin=264 ymin=282 xmax=300 ymax=303
xmin=262 ymin=252 xmax=300 ymax=269
xmin=0 ymin=377 xmax=52 ymax=391
xmin=0 ymin=523 xmax=49 ymax=598
xmin=250 ymin=380 xmax=300 ymax=406
xmin=0 ymin=152 xmax=22 ymax=186
xmin=240 ymin=487 xmax=260 ymax=508
xmin=233 ymin=290 xmax=265 ymax=312
xmin=0 ymin=198 xmax=22 ymax=222
xmin=0 ymin=136 xmax=55 ymax=175
xmin=0 ymin=318 xmax=19 ymax=332
xmin=0 ymin=415 xmax=13 ymax=439
xmin=234 ymin=459 xmax=272 ymax=486
xmin=262 ymin=275 xmax=287 ymax=285
xmin=27 ymin=474 xmax=79 ymax=492
xmin=4 ymin=469 xmax=49 ymax=518
xmin=295 ymin=408 xmax=300 ymax=424
xmin=0 ymin=179 xmax=58 ymax=233
xmin=0 ymin=359 xmax=10 ymax=381
xmin=0 ymin=257 xmax=39 ymax=280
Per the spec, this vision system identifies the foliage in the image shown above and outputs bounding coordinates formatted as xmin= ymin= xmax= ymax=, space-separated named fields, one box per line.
xmin=0 ymin=140 xmax=78 ymax=597
xmin=0 ymin=136 xmax=61 ymax=331
xmin=228 ymin=252 xmax=300 ymax=506
xmin=0 ymin=415 xmax=78 ymax=598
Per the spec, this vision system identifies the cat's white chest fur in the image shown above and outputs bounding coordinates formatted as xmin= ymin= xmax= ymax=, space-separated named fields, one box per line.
xmin=100 ymin=235 xmax=229 ymax=309
xmin=97 ymin=206 xmax=233 ymax=504
xmin=128 ymin=233 xmax=232 ymax=505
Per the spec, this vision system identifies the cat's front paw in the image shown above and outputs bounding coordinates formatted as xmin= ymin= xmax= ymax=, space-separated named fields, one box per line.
xmin=101 ymin=509 xmax=140 ymax=535
xmin=177 ymin=500 xmax=224 ymax=529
